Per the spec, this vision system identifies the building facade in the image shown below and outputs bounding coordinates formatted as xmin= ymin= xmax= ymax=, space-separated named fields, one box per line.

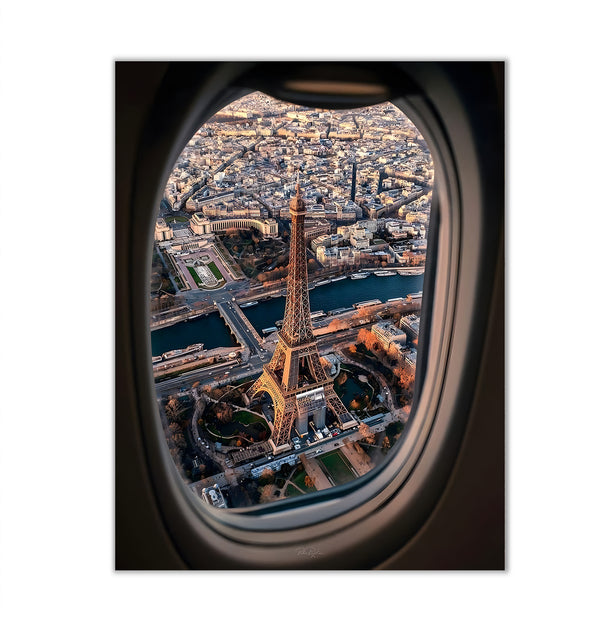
xmin=371 ymin=321 xmax=407 ymax=351
xmin=154 ymin=218 xmax=174 ymax=242
xmin=190 ymin=213 xmax=278 ymax=238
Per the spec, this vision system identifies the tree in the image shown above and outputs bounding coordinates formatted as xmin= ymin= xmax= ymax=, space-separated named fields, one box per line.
xmin=382 ymin=436 xmax=391 ymax=450
xmin=304 ymin=475 xmax=315 ymax=488
xmin=210 ymin=387 xmax=225 ymax=400
xmin=328 ymin=318 xmax=348 ymax=332
xmin=165 ymin=396 xmax=185 ymax=422
xmin=168 ymin=421 xmax=181 ymax=435
xmin=387 ymin=343 xmax=400 ymax=360
xmin=393 ymin=365 xmax=415 ymax=391
xmin=168 ymin=423 xmax=187 ymax=450
xmin=215 ymin=402 xmax=234 ymax=424
xmin=349 ymin=397 xmax=362 ymax=410
xmin=357 ymin=328 xmax=379 ymax=352
xmin=358 ymin=422 xmax=376 ymax=445
xmin=273 ymin=266 xmax=288 ymax=280
xmin=259 ymin=484 xmax=278 ymax=504
xmin=335 ymin=371 xmax=348 ymax=386
xmin=259 ymin=468 xmax=275 ymax=485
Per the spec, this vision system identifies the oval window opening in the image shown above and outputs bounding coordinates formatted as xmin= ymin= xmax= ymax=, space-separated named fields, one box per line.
xmin=150 ymin=91 xmax=433 ymax=510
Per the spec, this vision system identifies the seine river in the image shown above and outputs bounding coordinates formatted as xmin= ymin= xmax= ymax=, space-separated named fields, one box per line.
xmin=150 ymin=273 xmax=424 ymax=356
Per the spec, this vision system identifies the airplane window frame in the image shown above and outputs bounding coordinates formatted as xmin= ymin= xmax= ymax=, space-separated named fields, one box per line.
xmin=118 ymin=61 xmax=503 ymax=569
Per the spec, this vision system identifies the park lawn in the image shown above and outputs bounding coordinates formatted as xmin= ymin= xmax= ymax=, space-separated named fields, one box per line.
xmin=165 ymin=215 xmax=188 ymax=223
xmin=291 ymin=469 xmax=317 ymax=493
xmin=234 ymin=409 xmax=268 ymax=428
xmin=204 ymin=408 xmax=271 ymax=445
xmin=285 ymin=484 xmax=303 ymax=498
xmin=317 ymin=451 xmax=356 ymax=486
xmin=187 ymin=266 xmax=202 ymax=286
xmin=207 ymin=261 xmax=224 ymax=280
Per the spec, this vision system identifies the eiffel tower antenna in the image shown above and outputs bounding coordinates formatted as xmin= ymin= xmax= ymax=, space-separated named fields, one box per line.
xmin=247 ymin=180 xmax=357 ymax=452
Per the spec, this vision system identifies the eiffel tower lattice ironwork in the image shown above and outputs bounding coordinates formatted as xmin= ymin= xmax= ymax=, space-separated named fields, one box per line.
xmin=247 ymin=182 xmax=355 ymax=451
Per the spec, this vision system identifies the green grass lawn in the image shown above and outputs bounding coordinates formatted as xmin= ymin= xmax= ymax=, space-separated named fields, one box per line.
xmin=187 ymin=266 xmax=202 ymax=285
xmin=290 ymin=469 xmax=317 ymax=493
xmin=234 ymin=409 xmax=268 ymax=427
xmin=204 ymin=408 xmax=270 ymax=445
xmin=187 ymin=263 xmax=225 ymax=289
xmin=165 ymin=215 xmax=188 ymax=223
xmin=291 ymin=469 xmax=307 ymax=486
xmin=232 ymin=409 xmax=269 ymax=434
xmin=285 ymin=484 xmax=303 ymax=497
xmin=317 ymin=451 xmax=356 ymax=486
xmin=207 ymin=261 xmax=224 ymax=280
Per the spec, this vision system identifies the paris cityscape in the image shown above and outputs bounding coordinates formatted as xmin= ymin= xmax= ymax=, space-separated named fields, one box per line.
xmin=150 ymin=91 xmax=433 ymax=508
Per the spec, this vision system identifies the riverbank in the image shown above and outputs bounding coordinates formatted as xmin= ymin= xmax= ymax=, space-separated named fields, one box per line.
xmin=151 ymin=305 xmax=216 ymax=332
xmin=151 ymin=270 xmax=424 ymax=355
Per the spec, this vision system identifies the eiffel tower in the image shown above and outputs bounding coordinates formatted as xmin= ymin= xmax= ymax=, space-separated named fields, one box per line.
xmin=247 ymin=182 xmax=356 ymax=453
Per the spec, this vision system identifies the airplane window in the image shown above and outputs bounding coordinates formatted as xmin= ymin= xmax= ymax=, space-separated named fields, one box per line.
xmin=150 ymin=91 xmax=434 ymax=510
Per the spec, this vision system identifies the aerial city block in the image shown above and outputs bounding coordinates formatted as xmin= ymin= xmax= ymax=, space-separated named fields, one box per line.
xmin=150 ymin=92 xmax=433 ymax=508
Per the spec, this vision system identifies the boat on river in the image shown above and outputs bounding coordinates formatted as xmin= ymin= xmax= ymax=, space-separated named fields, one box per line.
xmin=373 ymin=270 xmax=396 ymax=277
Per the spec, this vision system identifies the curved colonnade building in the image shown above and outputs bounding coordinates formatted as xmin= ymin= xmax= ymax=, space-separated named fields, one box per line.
xmin=189 ymin=213 xmax=278 ymax=238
